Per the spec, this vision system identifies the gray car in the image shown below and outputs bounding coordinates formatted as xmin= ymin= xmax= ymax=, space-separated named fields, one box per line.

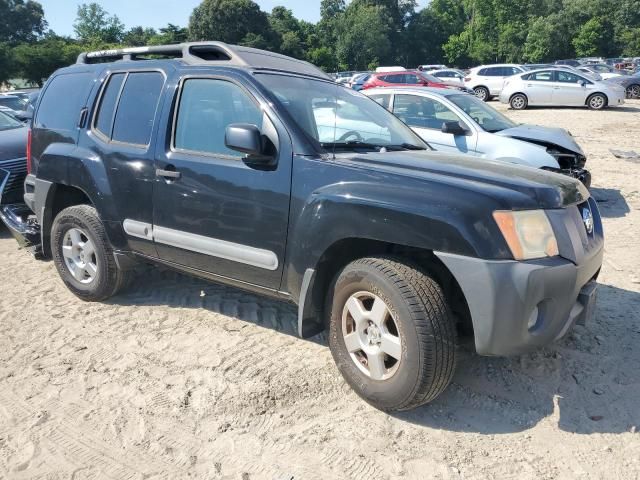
xmin=604 ymin=73 xmax=640 ymax=98
xmin=364 ymin=87 xmax=591 ymax=186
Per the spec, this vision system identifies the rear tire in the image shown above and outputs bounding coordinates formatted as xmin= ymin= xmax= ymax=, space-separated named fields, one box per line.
xmin=51 ymin=205 xmax=131 ymax=301
xmin=509 ymin=93 xmax=528 ymax=110
xmin=327 ymin=257 xmax=457 ymax=411
xmin=587 ymin=93 xmax=607 ymax=110
xmin=474 ymin=86 xmax=490 ymax=101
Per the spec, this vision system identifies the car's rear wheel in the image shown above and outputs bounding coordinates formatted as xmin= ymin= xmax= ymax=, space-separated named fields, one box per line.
xmin=51 ymin=205 xmax=131 ymax=301
xmin=587 ymin=93 xmax=607 ymax=110
xmin=474 ymin=86 xmax=490 ymax=101
xmin=509 ymin=93 xmax=528 ymax=110
xmin=627 ymin=84 xmax=640 ymax=99
xmin=328 ymin=257 xmax=457 ymax=411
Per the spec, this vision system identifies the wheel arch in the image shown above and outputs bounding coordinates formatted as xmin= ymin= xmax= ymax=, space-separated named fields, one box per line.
xmin=297 ymin=237 xmax=473 ymax=343
xmin=586 ymin=91 xmax=608 ymax=107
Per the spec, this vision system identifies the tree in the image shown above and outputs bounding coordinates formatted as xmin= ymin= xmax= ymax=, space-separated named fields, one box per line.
xmin=148 ymin=24 xmax=189 ymax=45
xmin=269 ymin=6 xmax=305 ymax=57
xmin=122 ymin=26 xmax=157 ymax=46
xmin=0 ymin=42 xmax=13 ymax=85
xmin=0 ymin=0 xmax=47 ymax=43
xmin=73 ymin=3 xmax=124 ymax=44
xmin=188 ymin=0 xmax=276 ymax=48
xmin=13 ymin=35 xmax=82 ymax=85
xmin=573 ymin=17 xmax=616 ymax=57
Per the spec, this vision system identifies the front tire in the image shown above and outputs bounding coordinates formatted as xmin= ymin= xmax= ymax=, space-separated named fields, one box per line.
xmin=474 ymin=86 xmax=490 ymax=102
xmin=627 ymin=84 xmax=640 ymax=99
xmin=510 ymin=93 xmax=528 ymax=110
xmin=328 ymin=257 xmax=457 ymax=411
xmin=587 ymin=93 xmax=607 ymax=110
xmin=51 ymin=205 xmax=130 ymax=301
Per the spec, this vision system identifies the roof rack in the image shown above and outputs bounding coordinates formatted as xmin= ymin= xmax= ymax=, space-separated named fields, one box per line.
xmin=76 ymin=41 xmax=330 ymax=80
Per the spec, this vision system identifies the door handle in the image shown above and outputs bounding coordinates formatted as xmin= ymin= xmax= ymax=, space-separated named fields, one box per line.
xmin=156 ymin=168 xmax=181 ymax=180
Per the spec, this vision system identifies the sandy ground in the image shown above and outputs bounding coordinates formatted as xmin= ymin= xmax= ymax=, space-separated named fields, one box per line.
xmin=1 ymin=100 xmax=640 ymax=480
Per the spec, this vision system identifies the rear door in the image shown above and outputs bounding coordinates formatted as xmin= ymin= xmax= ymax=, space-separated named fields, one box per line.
xmin=151 ymin=73 xmax=292 ymax=289
xmin=521 ymin=70 xmax=554 ymax=104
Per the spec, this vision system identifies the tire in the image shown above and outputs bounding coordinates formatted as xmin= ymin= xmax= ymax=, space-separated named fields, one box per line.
xmin=509 ymin=93 xmax=528 ymax=110
xmin=474 ymin=86 xmax=490 ymax=102
xmin=627 ymin=84 xmax=640 ymax=99
xmin=51 ymin=205 xmax=131 ymax=301
xmin=327 ymin=257 xmax=457 ymax=411
xmin=587 ymin=93 xmax=607 ymax=110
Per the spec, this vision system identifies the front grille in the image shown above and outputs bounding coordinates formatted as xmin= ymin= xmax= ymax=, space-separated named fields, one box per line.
xmin=0 ymin=157 xmax=27 ymax=199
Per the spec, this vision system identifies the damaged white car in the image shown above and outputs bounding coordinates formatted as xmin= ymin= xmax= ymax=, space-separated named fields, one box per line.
xmin=364 ymin=87 xmax=591 ymax=187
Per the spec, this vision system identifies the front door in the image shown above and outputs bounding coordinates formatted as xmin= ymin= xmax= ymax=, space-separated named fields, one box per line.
xmin=152 ymin=75 xmax=292 ymax=290
xmin=552 ymin=71 xmax=591 ymax=105
xmin=392 ymin=93 xmax=477 ymax=154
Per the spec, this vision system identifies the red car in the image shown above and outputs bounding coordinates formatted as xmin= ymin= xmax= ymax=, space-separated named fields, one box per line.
xmin=361 ymin=70 xmax=452 ymax=90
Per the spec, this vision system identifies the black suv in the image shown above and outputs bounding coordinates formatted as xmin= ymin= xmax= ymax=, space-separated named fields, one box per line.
xmin=1 ymin=43 xmax=603 ymax=411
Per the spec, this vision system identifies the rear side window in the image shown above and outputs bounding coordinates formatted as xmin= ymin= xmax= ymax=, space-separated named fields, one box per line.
xmin=93 ymin=71 xmax=164 ymax=146
xmin=94 ymin=73 xmax=126 ymax=138
xmin=368 ymin=93 xmax=391 ymax=110
xmin=36 ymin=72 xmax=94 ymax=131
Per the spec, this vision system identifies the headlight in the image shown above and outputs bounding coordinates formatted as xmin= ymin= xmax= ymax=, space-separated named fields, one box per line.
xmin=493 ymin=210 xmax=559 ymax=260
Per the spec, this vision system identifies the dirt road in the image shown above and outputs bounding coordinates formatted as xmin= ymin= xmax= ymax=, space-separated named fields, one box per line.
xmin=1 ymin=101 xmax=639 ymax=479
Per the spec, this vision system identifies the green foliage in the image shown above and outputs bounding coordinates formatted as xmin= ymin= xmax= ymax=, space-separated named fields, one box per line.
xmin=73 ymin=3 xmax=124 ymax=44
xmin=573 ymin=17 xmax=616 ymax=57
xmin=13 ymin=35 xmax=82 ymax=85
xmin=0 ymin=0 xmax=46 ymax=43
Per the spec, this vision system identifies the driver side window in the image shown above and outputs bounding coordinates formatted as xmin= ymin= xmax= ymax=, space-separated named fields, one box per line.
xmin=392 ymin=95 xmax=462 ymax=130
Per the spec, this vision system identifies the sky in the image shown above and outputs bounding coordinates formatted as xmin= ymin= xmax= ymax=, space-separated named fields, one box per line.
xmin=38 ymin=0 xmax=430 ymax=37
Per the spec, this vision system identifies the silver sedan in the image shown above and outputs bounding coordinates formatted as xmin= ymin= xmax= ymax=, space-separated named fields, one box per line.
xmin=499 ymin=68 xmax=626 ymax=110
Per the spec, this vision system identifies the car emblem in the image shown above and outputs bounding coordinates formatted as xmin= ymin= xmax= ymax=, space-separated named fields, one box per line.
xmin=582 ymin=207 xmax=594 ymax=234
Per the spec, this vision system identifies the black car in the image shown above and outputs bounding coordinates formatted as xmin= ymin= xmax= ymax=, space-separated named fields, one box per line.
xmin=0 ymin=110 xmax=28 ymax=204
xmin=0 ymin=42 xmax=604 ymax=412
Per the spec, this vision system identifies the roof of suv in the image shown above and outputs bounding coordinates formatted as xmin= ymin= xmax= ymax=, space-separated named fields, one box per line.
xmin=75 ymin=41 xmax=331 ymax=81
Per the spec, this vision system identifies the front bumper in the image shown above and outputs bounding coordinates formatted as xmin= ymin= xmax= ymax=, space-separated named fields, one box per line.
xmin=437 ymin=250 xmax=602 ymax=356
xmin=0 ymin=203 xmax=41 ymax=249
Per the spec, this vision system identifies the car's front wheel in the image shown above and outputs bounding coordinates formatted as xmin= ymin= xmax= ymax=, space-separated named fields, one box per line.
xmin=627 ymin=84 xmax=640 ymax=99
xmin=474 ymin=86 xmax=490 ymax=102
xmin=509 ymin=93 xmax=528 ymax=110
xmin=51 ymin=205 xmax=131 ymax=301
xmin=587 ymin=93 xmax=607 ymax=110
xmin=328 ymin=257 xmax=457 ymax=411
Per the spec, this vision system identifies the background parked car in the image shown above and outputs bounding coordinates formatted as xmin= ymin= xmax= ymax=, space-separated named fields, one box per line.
xmin=348 ymin=72 xmax=372 ymax=91
xmin=0 ymin=110 xmax=28 ymax=204
xmin=605 ymin=72 xmax=640 ymax=98
xmin=429 ymin=69 xmax=466 ymax=85
xmin=577 ymin=65 xmax=621 ymax=80
xmin=0 ymin=94 xmax=32 ymax=122
xmin=464 ymin=64 xmax=526 ymax=101
xmin=523 ymin=64 xmax=553 ymax=70
xmin=500 ymin=68 xmax=626 ymax=110
xmin=362 ymin=70 xmax=451 ymax=90
xmin=417 ymin=64 xmax=447 ymax=72
xmin=554 ymin=59 xmax=581 ymax=67
xmin=364 ymin=87 xmax=591 ymax=186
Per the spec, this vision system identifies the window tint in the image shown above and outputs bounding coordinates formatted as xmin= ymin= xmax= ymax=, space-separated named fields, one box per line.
xmin=485 ymin=67 xmax=504 ymax=76
xmin=529 ymin=70 xmax=553 ymax=81
xmin=111 ymin=72 xmax=164 ymax=145
xmin=368 ymin=94 xmax=391 ymax=110
xmin=174 ymin=78 xmax=263 ymax=157
xmin=385 ymin=74 xmax=406 ymax=84
xmin=478 ymin=68 xmax=487 ymax=76
xmin=36 ymin=73 xmax=94 ymax=131
xmin=393 ymin=94 xmax=461 ymax=130
xmin=555 ymin=71 xmax=583 ymax=83
xmin=94 ymin=73 xmax=126 ymax=138
xmin=506 ymin=67 xmax=521 ymax=76
xmin=404 ymin=74 xmax=420 ymax=84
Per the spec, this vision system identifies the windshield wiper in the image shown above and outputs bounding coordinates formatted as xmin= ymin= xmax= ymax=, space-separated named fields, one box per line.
xmin=321 ymin=141 xmax=384 ymax=151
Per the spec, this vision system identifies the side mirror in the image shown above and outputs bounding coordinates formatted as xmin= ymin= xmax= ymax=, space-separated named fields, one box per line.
xmin=225 ymin=123 xmax=265 ymax=157
xmin=441 ymin=121 xmax=468 ymax=136
xmin=579 ymin=80 xmax=587 ymax=87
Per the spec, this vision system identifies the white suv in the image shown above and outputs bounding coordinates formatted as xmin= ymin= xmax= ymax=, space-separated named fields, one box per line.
xmin=465 ymin=64 xmax=525 ymax=101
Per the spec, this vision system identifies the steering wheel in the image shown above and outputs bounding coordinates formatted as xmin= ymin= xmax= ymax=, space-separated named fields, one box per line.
xmin=472 ymin=115 xmax=481 ymax=124
xmin=337 ymin=130 xmax=364 ymax=142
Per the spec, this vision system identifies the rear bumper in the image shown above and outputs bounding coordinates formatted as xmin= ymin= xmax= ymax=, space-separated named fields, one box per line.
xmin=436 ymin=249 xmax=603 ymax=356
xmin=0 ymin=203 xmax=41 ymax=249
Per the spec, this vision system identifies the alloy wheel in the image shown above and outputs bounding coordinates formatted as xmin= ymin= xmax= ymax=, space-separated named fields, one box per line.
xmin=341 ymin=291 xmax=402 ymax=381
xmin=62 ymin=227 xmax=98 ymax=284
xmin=589 ymin=95 xmax=605 ymax=109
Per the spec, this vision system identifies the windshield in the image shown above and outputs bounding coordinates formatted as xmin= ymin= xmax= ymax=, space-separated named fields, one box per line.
xmin=257 ymin=74 xmax=428 ymax=152
xmin=0 ymin=111 xmax=23 ymax=130
xmin=447 ymin=94 xmax=517 ymax=132
xmin=0 ymin=96 xmax=28 ymax=111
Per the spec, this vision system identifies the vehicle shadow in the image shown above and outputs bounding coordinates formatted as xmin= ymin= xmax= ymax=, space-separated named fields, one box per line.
xmin=0 ymin=224 xmax=11 ymax=239
xmin=394 ymin=283 xmax=640 ymax=435
xmin=109 ymin=265 xmax=328 ymax=347
xmin=92 ymin=262 xmax=640 ymax=435
xmin=591 ymin=187 xmax=631 ymax=218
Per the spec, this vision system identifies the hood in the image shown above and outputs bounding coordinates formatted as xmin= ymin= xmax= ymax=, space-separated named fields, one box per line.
xmin=336 ymin=150 xmax=588 ymax=210
xmin=495 ymin=124 xmax=584 ymax=156
xmin=0 ymin=126 xmax=28 ymax=162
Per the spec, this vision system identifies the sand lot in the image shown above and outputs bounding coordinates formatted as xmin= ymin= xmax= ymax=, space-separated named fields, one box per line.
xmin=1 ymin=100 xmax=639 ymax=480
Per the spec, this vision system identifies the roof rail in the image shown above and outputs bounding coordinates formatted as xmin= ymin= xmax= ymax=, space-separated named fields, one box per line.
xmin=76 ymin=41 xmax=330 ymax=80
